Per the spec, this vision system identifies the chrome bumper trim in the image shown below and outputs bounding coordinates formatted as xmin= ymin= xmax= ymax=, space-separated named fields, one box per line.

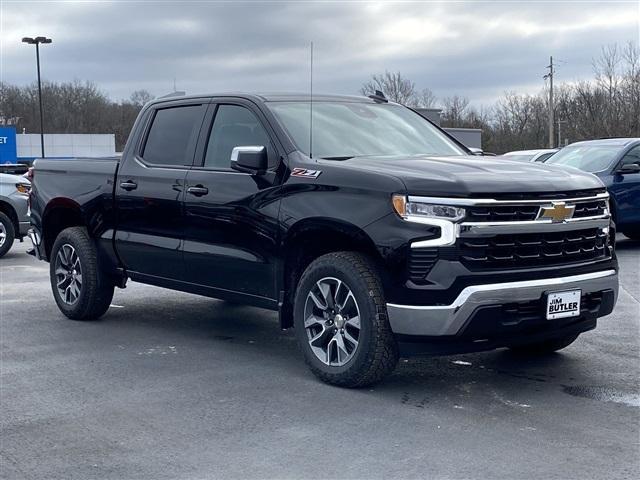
xmin=386 ymin=269 xmax=618 ymax=336
xmin=458 ymin=215 xmax=610 ymax=237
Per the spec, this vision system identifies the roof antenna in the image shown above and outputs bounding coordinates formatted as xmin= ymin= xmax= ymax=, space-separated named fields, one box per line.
xmin=309 ymin=41 xmax=314 ymax=160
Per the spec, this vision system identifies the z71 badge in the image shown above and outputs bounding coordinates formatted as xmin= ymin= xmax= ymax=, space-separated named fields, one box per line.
xmin=291 ymin=168 xmax=322 ymax=179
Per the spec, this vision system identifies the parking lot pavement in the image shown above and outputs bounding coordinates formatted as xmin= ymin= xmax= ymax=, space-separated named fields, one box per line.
xmin=1 ymin=237 xmax=638 ymax=480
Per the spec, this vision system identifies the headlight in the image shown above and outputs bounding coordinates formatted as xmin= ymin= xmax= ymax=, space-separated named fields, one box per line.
xmin=15 ymin=183 xmax=31 ymax=195
xmin=392 ymin=195 xmax=465 ymax=222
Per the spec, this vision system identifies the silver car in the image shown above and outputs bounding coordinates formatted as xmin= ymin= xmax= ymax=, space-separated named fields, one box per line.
xmin=0 ymin=172 xmax=31 ymax=258
xmin=502 ymin=148 xmax=559 ymax=162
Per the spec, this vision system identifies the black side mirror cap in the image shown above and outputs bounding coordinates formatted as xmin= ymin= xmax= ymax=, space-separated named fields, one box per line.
xmin=230 ymin=146 xmax=268 ymax=175
xmin=468 ymin=147 xmax=484 ymax=156
xmin=616 ymin=163 xmax=640 ymax=174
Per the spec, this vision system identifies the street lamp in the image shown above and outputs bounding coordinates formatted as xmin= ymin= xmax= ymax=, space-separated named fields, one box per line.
xmin=22 ymin=36 xmax=52 ymax=158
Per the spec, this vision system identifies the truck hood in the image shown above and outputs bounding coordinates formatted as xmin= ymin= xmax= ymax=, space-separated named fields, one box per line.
xmin=325 ymin=155 xmax=604 ymax=196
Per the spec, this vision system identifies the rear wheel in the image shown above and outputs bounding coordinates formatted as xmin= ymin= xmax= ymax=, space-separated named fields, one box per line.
xmin=50 ymin=227 xmax=114 ymax=320
xmin=509 ymin=334 xmax=579 ymax=355
xmin=0 ymin=212 xmax=16 ymax=258
xmin=293 ymin=252 xmax=398 ymax=387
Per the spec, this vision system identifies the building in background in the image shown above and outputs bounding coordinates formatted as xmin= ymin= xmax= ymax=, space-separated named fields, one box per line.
xmin=415 ymin=108 xmax=482 ymax=150
xmin=0 ymin=126 xmax=116 ymax=164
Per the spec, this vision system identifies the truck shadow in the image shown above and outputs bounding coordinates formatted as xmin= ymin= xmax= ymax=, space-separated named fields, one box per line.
xmin=615 ymin=236 xmax=640 ymax=250
xmin=102 ymin=290 xmax=612 ymax=405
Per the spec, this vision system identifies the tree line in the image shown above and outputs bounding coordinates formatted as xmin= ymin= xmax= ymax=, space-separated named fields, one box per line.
xmin=361 ymin=42 xmax=639 ymax=153
xmin=1 ymin=42 xmax=638 ymax=154
xmin=0 ymin=80 xmax=153 ymax=151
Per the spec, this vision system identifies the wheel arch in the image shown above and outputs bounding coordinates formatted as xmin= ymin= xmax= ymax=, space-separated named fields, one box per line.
xmin=0 ymin=199 xmax=19 ymax=233
xmin=42 ymin=198 xmax=86 ymax=260
xmin=278 ymin=217 xmax=384 ymax=329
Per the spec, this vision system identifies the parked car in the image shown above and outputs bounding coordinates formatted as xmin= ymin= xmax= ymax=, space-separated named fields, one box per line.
xmin=28 ymin=93 xmax=618 ymax=387
xmin=0 ymin=172 xmax=31 ymax=258
xmin=544 ymin=138 xmax=640 ymax=240
xmin=503 ymin=149 xmax=559 ymax=162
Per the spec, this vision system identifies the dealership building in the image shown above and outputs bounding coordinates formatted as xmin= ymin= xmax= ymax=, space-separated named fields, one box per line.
xmin=0 ymin=126 xmax=116 ymax=164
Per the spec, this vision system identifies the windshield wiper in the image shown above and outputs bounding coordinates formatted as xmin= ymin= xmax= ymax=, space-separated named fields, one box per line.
xmin=319 ymin=156 xmax=354 ymax=161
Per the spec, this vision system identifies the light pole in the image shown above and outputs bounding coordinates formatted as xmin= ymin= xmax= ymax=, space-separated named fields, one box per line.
xmin=22 ymin=36 xmax=52 ymax=158
xmin=557 ymin=120 xmax=567 ymax=147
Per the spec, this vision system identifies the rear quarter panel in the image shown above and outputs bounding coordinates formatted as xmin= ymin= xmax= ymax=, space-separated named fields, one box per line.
xmin=31 ymin=157 xmax=119 ymax=259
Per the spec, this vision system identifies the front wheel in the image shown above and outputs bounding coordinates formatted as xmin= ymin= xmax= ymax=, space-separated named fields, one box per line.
xmin=509 ymin=334 xmax=579 ymax=355
xmin=0 ymin=212 xmax=16 ymax=258
xmin=293 ymin=252 xmax=398 ymax=387
xmin=50 ymin=227 xmax=115 ymax=320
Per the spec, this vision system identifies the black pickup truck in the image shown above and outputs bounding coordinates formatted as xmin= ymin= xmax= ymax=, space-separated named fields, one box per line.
xmin=28 ymin=93 xmax=618 ymax=387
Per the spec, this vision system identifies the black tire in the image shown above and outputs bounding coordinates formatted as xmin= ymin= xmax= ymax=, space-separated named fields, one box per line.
xmin=293 ymin=252 xmax=398 ymax=387
xmin=50 ymin=226 xmax=114 ymax=320
xmin=0 ymin=211 xmax=16 ymax=259
xmin=509 ymin=334 xmax=579 ymax=355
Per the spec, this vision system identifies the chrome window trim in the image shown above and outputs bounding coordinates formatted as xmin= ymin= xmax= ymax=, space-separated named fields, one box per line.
xmin=408 ymin=192 xmax=609 ymax=206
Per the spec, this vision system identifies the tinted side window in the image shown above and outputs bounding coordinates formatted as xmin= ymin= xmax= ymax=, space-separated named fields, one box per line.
xmin=143 ymin=105 xmax=205 ymax=166
xmin=204 ymin=105 xmax=273 ymax=169
xmin=621 ymin=145 xmax=640 ymax=166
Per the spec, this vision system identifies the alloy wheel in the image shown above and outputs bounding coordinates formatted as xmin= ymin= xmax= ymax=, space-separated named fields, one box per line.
xmin=54 ymin=244 xmax=83 ymax=305
xmin=0 ymin=222 xmax=6 ymax=248
xmin=304 ymin=277 xmax=361 ymax=366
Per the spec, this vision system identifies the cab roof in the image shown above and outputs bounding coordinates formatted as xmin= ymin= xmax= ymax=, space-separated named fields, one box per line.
xmin=149 ymin=92 xmax=391 ymax=106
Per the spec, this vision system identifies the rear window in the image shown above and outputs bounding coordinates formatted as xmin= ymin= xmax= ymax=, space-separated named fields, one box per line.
xmin=142 ymin=105 xmax=205 ymax=166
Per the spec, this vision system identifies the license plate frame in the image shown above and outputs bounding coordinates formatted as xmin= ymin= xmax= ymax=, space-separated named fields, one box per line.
xmin=546 ymin=289 xmax=581 ymax=320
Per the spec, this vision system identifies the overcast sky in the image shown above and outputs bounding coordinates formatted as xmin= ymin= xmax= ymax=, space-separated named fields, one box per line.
xmin=1 ymin=1 xmax=639 ymax=106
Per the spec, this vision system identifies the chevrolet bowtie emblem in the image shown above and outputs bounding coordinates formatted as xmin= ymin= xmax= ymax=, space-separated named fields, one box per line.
xmin=537 ymin=202 xmax=576 ymax=223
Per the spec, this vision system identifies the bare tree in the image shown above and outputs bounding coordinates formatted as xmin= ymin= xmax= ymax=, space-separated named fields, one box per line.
xmin=440 ymin=95 xmax=470 ymax=125
xmin=416 ymin=88 xmax=437 ymax=108
xmin=130 ymin=90 xmax=154 ymax=107
xmin=360 ymin=71 xmax=437 ymax=107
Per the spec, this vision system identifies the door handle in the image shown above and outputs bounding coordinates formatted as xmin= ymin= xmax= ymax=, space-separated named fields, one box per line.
xmin=187 ymin=185 xmax=209 ymax=196
xmin=119 ymin=180 xmax=138 ymax=191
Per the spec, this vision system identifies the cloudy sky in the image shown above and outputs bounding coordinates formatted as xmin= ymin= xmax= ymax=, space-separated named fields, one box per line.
xmin=1 ymin=1 xmax=639 ymax=106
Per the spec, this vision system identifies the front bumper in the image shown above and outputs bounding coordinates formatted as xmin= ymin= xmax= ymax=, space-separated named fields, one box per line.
xmin=387 ymin=269 xmax=618 ymax=337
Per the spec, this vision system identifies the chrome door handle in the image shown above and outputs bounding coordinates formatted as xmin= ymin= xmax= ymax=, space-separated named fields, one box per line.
xmin=187 ymin=185 xmax=209 ymax=196
xmin=119 ymin=180 xmax=137 ymax=191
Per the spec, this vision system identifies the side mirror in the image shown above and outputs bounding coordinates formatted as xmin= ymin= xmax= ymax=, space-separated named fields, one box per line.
xmin=616 ymin=163 xmax=640 ymax=175
xmin=230 ymin=146 xmax=268 ymax=175
xmin=468 ymin=147 xmax=484 ymax=156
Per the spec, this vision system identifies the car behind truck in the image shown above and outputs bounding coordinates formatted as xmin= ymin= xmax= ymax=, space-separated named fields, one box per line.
xmin=28 ymin=93 xmax=618 ymax=387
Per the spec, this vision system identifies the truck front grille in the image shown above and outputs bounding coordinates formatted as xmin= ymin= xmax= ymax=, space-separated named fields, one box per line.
xmin=460 ymin=228 xmax=609 ymax=269
xmin=465 ymin=198 xmax=608 ymax=222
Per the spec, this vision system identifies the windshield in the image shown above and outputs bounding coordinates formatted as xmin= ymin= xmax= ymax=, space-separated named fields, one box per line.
xmin=267 ymin=101 xmax=467 ymax=158
xmin=545 ymin=145 xmax=620 ymax=172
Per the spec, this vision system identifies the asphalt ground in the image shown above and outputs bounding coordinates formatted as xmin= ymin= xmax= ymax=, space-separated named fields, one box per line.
xmin=1 ymin=236 xmax=639 ymax=479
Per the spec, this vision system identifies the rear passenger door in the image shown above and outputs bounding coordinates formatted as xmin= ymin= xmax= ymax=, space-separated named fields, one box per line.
xmin=182 ymin=100 xmax=282 ymax=302
xmin=115 ymin=100 xmax=207 ymax=280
